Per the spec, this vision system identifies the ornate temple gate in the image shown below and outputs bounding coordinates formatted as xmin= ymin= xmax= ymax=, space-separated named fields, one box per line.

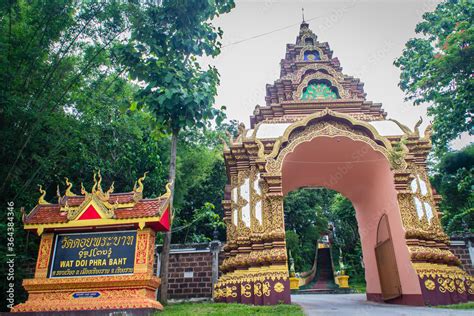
xmin=214 ymin=21 xmax=474 ymax=306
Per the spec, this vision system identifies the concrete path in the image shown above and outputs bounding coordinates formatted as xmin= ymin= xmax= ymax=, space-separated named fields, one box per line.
xmin=292 ymin=294 xmax=472 ymax=316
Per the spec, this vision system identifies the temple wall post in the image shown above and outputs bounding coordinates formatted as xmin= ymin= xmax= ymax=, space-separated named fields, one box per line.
xmin=392 ymin=135 xmax=474 ymax=305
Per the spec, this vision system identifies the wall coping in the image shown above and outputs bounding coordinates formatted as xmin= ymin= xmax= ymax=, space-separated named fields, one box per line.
xmin=450 ymin=240 xmax=466 ymax=246
xmin=155 ymin=242 xmax=222 ymax=254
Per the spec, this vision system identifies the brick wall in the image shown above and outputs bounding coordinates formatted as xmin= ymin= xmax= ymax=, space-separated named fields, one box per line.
xmin=449 ymin=239 xmax=474 ymax=276
xmin=156 ymin=242 xmax=223 ymax=300
xmin=168 ymin=251 xmax=213 ymax=299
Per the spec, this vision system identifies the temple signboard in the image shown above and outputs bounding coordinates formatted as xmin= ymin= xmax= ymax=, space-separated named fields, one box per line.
xmin=49 ymin=231 xmax=137 ymax=278
xmin=12 ymin=172 xmax=172 ymax=313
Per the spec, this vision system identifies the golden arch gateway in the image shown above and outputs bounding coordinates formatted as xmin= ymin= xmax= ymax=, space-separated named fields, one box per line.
xmin=214 ymin=21 xmax=474 ymax=306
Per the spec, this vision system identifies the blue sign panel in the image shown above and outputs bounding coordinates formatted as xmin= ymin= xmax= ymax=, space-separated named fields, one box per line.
xmin=49 ymin=231 xmax=137 ymax=278
xmin=72 ymin=292 xmax=101 ymax=298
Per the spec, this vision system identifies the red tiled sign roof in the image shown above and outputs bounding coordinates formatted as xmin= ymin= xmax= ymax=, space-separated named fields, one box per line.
xmin=24 ymin=192 xmax=168 ymax=225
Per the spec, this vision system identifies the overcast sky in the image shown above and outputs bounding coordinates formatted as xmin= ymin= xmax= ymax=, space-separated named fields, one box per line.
xmin=202 ymin=0 xmax=470 ymax=148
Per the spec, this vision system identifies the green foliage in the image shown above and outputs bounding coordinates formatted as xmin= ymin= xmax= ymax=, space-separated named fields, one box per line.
xmin=0 ymin=1 xmax=144 ymax=310
xmin=284 ymin=188 xmax=330 ymax=272
xmin=119 ymin=3 xmax=235 ymax=301
xmin=162 ymin=302 xmax=304 ymax=315
xmin=284 ymin=188 xmax=364 ymax=284
xmin=0 ymin=0 xmax=235 ymax=310
xmin=120 ymin=0 xmax=235 ymax=134
xmin=432 ymin=144 xmax=474 ymax=234
xmin=326 ymin=194 xmax=364 ymax=284
xmin=394 ymin=0 xmax=474 ymax=153
xmin=434 ymin=302 xmax=474 ymax=309
xmin=171 ymin=127 xmax=235 ymax=243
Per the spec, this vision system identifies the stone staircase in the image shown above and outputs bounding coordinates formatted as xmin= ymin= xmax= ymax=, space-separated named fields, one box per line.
xmin=298 ymin=248 xmax=341 ymax=294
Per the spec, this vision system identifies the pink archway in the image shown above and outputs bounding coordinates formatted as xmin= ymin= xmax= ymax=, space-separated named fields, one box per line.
xmin=282 ymin=136 xmax=423 ymax=304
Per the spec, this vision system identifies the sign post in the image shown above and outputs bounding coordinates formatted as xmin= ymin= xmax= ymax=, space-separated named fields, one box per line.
xmin=12 ymin=172 xmax=171 ymax=314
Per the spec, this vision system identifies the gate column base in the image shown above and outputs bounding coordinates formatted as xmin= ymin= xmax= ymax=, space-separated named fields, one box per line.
xmin=214 ymin=266 xmax=290 ymax=305
xmin=11 ymin=275 xmax=163 ymax=313
xmin=414 ymin=263 xmax=474 ymax=306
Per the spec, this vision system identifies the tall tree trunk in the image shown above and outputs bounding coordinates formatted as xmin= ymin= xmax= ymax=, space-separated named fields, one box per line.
xmin=160 ymin=130 xmax=178 ymax=304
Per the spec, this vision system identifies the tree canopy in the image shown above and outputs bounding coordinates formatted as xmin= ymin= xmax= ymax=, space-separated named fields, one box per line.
xmin=394 ymin=0 xmax=473 ymax=153
xmin=120 ymin=0 xmax=234 ymax=134
xmin=431 ymin=144 xmax=474 ymax=234
xmin=118 ymin=0 xmax=235 ymax=303
xmin=0 ymin=1 xmax=234 ymax=310
xmin=284 ymin=188 xmax=364 ymax=284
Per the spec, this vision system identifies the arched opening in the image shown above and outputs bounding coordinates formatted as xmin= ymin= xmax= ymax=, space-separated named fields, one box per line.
xmin=281 ymin=135 xmax=421 ymax=303
xmin=284 ymin=187 xmax=365 ymax=292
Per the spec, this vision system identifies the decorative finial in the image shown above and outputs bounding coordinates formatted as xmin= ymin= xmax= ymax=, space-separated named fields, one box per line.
xmin=81 ymin=182 xmax=88 ymax=195
xmin=164 ymin=181 xmax=173 ymax=197
xmin=424 ymin=123 xmax=433 ymax=140
xmin=106 ymin=181 xmax=115 ymax=195
xmin=225 ymin=130 xmax=234 ymax=144
xmin=92 ymin=171 xmax=98 ymax=193
xmin=65 ymin=177 xmax=74 ymax=196
xmin=219 ymin=136 xmax=229 ymax=151
xmin=414 ymin=116 xmax=423 ymax=137
xmin=38 ymin=185 xmax=48 ymax=204
xmin=104 ymin=181 xmax=114 ymax=200
xmin=97 ymin=169 xmax=103 ymax=193
xmin=388 ymin=118 xmax=412 ymax=135
xmin=63 ymin=199 xmax=71 ymax=214
xmin=135 ymin=172 xmax=148 ymax=193
xmin=237 ymin=122 xmax=246 ymax=142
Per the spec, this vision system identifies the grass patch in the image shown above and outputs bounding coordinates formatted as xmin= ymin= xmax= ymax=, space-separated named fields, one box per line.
xmin=161 ymin=302 xmax=304 ymax=315
xmin=435 ymin=302 xmax=474 ymax=309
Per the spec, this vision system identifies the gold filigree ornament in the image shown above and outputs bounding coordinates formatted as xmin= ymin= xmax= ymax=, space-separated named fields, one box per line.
xmin=293 ymin=72 xmax=350 ymax=100
xmin=260 ymin=110 xmax=398 ymax=173
xmin=455 ymin=279 xmax=466 ymax=294
xmin=225 ymin=286 xmax=237 ymax=298
xmin=438 ymin=277 xmax=456 ymax=293
xmin=164 ymin=181 xmax=172 ymax=197
xmin=466 ymin=277 xmax=474 ymax=294
xmin=296 ymin=45 xmax=329 ymax=62
xmin=283 ymin=63 xmax=344 ymax=83
xmin=424 ymin=279 xmax=436 ymax=291
xmin=254 ymin=282 xmax=262 ymax=297
xmin=91 ymin=170 xmax=98 ymax=193
xmin=241 ymin=283 xmax=252 ymax=298
xmin=274 ymin=282 xmax=285 ymax=293
xmin=262 ymin=281 xmax=271 ymax=296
